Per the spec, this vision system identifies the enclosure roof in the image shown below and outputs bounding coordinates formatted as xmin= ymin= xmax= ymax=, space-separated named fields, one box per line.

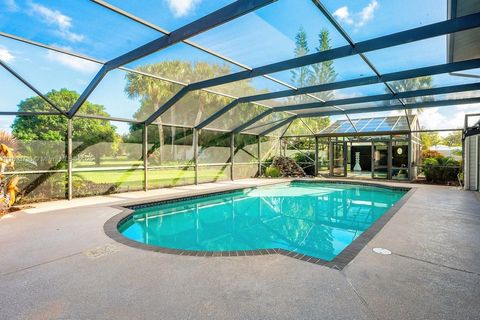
xmin=1 ymin=0 xmax=480 ymax=136
xmin=319 ymin=115 xmax=415 ymax=135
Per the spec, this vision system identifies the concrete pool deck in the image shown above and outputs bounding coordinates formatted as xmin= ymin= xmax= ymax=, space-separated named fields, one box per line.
xmin=1 ymin=178 xmax=479 ymax=320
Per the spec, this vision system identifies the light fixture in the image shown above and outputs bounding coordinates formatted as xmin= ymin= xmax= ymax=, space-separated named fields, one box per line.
xmin=397 ymin=148 xmax=403 ymax=155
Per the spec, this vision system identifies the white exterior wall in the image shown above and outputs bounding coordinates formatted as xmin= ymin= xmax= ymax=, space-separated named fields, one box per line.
xmin=464 ymin=135 xmax=479 ymax=191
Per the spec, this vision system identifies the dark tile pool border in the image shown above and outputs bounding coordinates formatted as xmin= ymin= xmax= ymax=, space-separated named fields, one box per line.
xmin=104 ymin=180 xmax=416 ymax=270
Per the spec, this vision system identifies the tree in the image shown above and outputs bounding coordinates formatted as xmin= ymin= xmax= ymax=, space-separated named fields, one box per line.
xmin=125 ymin=61 xmax=260 ymax=124
xmin=310 ymin=29 xmax=337 ymax=100
xmin=124 ymin=61 xmax=265 ymax=163
xmin=442 ymin=131 xmax=462 ymax=147
xmin=12 ymin=89 xmax=118 ymax=167
xmin=302 ymin=29 xmax=335 ymax=133
xmin=11 ymin=89 xmax=118 ymax=197
xmin=290 ymin=27 xmax=313 ymax=98
xmin=288 ymin=28 xmax=334 ymax=136
xmin=302 ymin=117 xmax=331 ymax=134
xmin=420 ymin=132 xmax=442 ymax=150
xmin=387 ymin=76 xmax=433 ymax=115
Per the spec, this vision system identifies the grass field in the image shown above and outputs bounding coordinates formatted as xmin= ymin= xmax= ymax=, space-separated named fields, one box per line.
xmin=73 ymin=167 xmax=231 ymax=190
xmin=74 ymin=158 xmax=143 ymax=168
xmin=13 ymin=159 xmax=257 ymax=202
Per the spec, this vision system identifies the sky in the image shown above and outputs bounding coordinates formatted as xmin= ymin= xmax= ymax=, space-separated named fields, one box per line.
xmin=0 ymin=0 xmax=479 ymax=135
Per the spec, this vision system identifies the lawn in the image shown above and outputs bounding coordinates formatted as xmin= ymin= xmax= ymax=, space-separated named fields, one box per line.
xmin=73 ymin=167 xmax=231 ymax=190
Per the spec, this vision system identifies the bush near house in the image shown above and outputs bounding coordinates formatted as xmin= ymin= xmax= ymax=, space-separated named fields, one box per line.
xmin=292 ymin=152 xmax=316 ymax=176
xmin=422 ymin=150 xmax=442 ymax=159
xmin=265 ymin=166 xmax=281 ymax=178
xmin=422 ymin=155 xmax=460 ymax=185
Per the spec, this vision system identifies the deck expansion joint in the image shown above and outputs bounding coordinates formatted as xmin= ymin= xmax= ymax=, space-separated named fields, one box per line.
xmin=0 ymin=251 xmax=83 ymax=278
xmin=392 ymin=252 xmax=480 ymax=277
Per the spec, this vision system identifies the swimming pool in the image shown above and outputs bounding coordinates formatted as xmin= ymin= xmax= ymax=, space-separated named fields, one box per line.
xmin=112 ymin=181 xmax=409 ymax=264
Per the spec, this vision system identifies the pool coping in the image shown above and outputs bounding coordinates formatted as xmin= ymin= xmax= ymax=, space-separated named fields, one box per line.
xmin=104 ymin=179 xmax=416 ymax=270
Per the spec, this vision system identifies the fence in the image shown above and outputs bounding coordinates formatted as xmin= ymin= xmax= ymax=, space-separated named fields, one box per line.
xmin=2 ymin=116 xmax=277 ymax=204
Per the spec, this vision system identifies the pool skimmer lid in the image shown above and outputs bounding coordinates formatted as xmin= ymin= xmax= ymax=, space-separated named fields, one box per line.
xmin=373 ymin=247 xmax=392 ymax=255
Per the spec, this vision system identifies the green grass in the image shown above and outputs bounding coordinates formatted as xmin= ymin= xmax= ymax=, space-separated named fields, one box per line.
xmin=74 ymin=158 xmax=142 ymax=168
xmin=73 ymin=167 xmax=230 ymax=189
xmin=74 ymin=157 xmax=194 ymax=168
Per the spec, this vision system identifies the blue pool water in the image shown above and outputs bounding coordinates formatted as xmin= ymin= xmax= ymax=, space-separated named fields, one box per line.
xmin=119 ymin=182 xmax=407 ymax=261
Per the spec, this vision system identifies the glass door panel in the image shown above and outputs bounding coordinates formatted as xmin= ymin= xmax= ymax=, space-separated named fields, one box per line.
xmin=373 ymin=142 xmax=388 ymax=179
xmin=392 ymin=141 xmax=409 ymax=180
xmin=317 ymin=138 xmax=330 ymax=176
xmin=332 ymin=142 xmax=346 ymax=177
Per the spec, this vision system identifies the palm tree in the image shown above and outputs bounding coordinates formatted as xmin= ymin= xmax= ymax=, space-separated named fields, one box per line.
xmin=387 ymin=76 xmax=433 ymax=115
xmin=124 ymin=60 xmax=267 ymax=163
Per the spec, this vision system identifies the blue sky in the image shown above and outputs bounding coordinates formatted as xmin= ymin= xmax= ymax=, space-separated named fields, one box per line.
xmin=0 ymin=0 xmax=479 ymax=135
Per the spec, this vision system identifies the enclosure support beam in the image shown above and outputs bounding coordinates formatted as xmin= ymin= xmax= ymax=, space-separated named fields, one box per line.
xmin=272 ymin=82 xmax=480 ymax=112
xmin=196 ymin=100 xmax=240 ymax=129
xmin=232 ymin=109 xmax=273 ymax=133
xmin=370 ymin=143 xmax=375 ymax=179
xmin=67 ymin=119 xmax=73 ymax=200
xmin=190 ymin=81 xmax=479 ymax=134
xmin=408 ymin=134 xmax=412 ymax=181
xmin=230 ymin=133 xmax=235 ymax=181
xmin=238 ymin=59 xmax=480 ymax=104
xmin=143 ymin=124 xmax=148 ymax=191
xmin=257 ymin=136 xmax=261 ymax=177
xmin=315 ymin=136 xmax=319 ymax=177
xmin=310 ymin=0 xmax=411 ymax=132
xmin=300 ymin=97 xmax=480 ymax=118
xmin=188 ymin=13 xmax=480 ymax=90
xmin=329 ymin=141 xmax=334 ymax=176
xmin=193 ymin=129 xmax=199 ymax=185
xmin=259 ymin=116 xmax=298 ymax=136
xmin=144 ymin=87 xmax=190 ymax=125
xmin=68 ymin=0 xmax=275 ymax=118
xmin=387 ymin=141 xmax=393 ymax=180
xmin=149 ymin=14 xmax=480 ymax=127
xmin=214 ymin=58 xmax=480 ymax=134
xmin=0 ymin=60 xmax=68 ymax=116
xmin=92 ymin=0 xmax=296 ymax=91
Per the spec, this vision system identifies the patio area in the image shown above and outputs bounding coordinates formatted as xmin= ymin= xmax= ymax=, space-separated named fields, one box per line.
xmin=1 ymin=0 xmax=480 ymax=319
xmin=1 ymin=178 xmax=479 ymax=320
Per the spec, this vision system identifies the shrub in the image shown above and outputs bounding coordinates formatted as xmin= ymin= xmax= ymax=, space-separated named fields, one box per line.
xmin=293 ymin=152 xmax=315 ymax=176
xmin=0 ymin=130 xmax=18 ymax=151
xmin=423 ymin=155 xmax=460 ymax=184
xmin=262 ymin=156 xmax=274 ymax=166
xmin=422 ymin=149 xmax=442 ymax=159
xmin=264 ymin=166 xmax=281 ymax=178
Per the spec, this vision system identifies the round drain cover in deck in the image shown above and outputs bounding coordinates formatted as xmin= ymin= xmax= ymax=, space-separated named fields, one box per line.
xmin=373 ymin=247 xmax=391 ymax=255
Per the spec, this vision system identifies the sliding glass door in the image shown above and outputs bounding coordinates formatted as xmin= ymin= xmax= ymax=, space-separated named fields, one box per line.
xmin=372 ymin=142 xmax=389 ymax=179
xmin=331 ymin=141 xmax=347 ymax=177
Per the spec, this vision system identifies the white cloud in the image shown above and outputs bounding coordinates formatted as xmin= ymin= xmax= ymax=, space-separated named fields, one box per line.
xmin=333 ymin=0 xmax=378 ymax=30
xmin=333 ymin=6 xmax=353 ymax=25
xmin=3 ymin=0 xmax=18 ymax=11
xmin=357 ymin=0 xmax=378 ymax=27
xmin=0 ymin=46 xmax=14 ymax=62
xmin=165 ymin=0 xmax=201 ymax=17
xmin=417 ymin=107 xmax=465 ymax=131
xmin=46 ymin=50 xmax=98 ymax=73
xmin=29 ymin=2 xmax=85 ymax=42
